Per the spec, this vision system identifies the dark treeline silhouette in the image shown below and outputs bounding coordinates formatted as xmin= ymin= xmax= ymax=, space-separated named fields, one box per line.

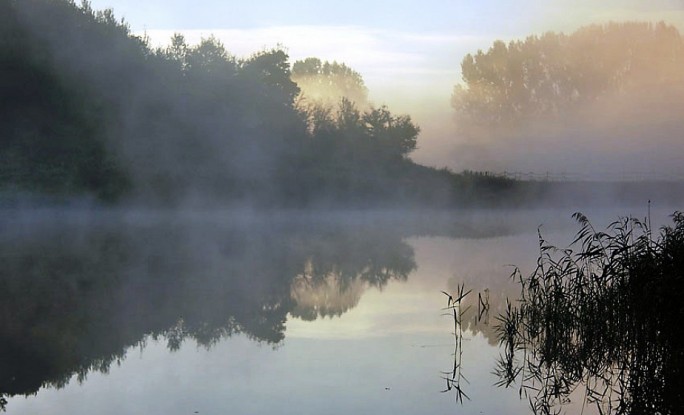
xmin=0 ymin=212 xmax=422 ymax=409
xmin=1 ymin=0 xmax=133 ymax=200
xmin=2 ymin=0 xmax=305 ymax=205
xmin=1 ymin=0 xmax=521 ymax=208
xmin=495 ymin=212 xmax=684 ymax=415
xmin=4 ymin=0 xmax=682 ymax=208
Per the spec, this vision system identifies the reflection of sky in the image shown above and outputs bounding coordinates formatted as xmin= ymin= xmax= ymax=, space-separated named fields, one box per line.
xmin=288 ymin=205 xmax=671 ymax=340
xmin=4 ymin=218 xmax=528 ymax=414
xmin=9 ymin=334 xmax=528 ymax=415
xmin=7 ymin=206 xmax=677 ymax=414
xmin=285 ymin=234 xmax=536 ymax=340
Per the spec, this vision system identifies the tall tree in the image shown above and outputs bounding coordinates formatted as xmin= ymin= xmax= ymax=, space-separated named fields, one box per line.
xmin=292 ymin=57 xmax=369 ymax=108
xmin=452 ymin=22 xmax=684 ymax=128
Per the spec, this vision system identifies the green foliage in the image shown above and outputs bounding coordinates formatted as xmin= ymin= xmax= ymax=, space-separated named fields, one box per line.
xmin=363 ymin=106 xmax=419 ymax=159
xmin=278 ymin=98 xmax=438 ymax=206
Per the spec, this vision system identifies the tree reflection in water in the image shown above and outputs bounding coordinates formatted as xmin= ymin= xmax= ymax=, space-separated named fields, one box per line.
xmin=0 ymin=213 xmax=416 ymax=410
xmin=495 ymin=212 xmax=684 ymax=415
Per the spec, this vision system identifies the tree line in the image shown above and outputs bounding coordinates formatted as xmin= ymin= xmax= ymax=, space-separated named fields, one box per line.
xmin=1 ymin=0 xmax=461 ymax=207
xmin=452 ymin=21 xmax=684 ymax=130
xmin=5 ymin=0 xmax=678 ymax=207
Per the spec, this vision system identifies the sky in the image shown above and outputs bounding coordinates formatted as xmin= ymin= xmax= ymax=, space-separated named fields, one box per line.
xmin=88 ymin=0 xmax=684 ymax=175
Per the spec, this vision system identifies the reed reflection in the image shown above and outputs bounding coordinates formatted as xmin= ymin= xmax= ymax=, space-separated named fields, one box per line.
xmin=495 ymin=212 xmax=684 ymax=415
xmin=441 ymin=285 xmax=471 ymax=403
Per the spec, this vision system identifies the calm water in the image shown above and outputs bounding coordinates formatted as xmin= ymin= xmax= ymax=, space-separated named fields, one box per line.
xmin=0 ymin=206 xmax=676 ymax=414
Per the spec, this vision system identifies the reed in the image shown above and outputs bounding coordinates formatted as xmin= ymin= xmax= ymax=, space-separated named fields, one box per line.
xmin=441 ymin=285 xmax=472 ymax=403
xmin=495 ymin=211 xmax=684 ymax=415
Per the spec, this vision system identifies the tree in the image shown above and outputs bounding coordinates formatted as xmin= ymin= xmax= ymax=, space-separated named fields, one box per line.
xmin=160 ymin=33 xmax=189 ymax=70
xmin=185 ymin=36 xmax=236 ymax=77
xmin=304 ymin=98 xmax=418 ymax=162
xmin=1 ymin=0 xmax=132 ymax=200
xmin=2 ymin=0 xmax=442 ymax=207
xmin=452 ymin=22 xmax=684 ymax=128
xmin=240 ymin=49 xmax=300 ymax=106
xmin=292 ymin=57 xmax=369 ymax=108
xmin=363 ymin=106 xmax=419 ymax=160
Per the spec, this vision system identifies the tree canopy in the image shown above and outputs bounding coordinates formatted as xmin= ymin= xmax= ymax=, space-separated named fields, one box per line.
xmin=451 ymin=22 xmax=684 ymax=128
xmin=2 ymin=0 xmax=540 ymax=208
xmin=305 ymin=98 xmax=419 ymax=162
xmin=1 ymin=0 xmax=452 ymax=207
xmin=292 ymin=57 xmax=369 ymax=108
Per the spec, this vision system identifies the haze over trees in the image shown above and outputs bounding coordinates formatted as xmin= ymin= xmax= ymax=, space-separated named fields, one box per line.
xmin=452 ymin=22 xmax=684 ymax=129
xmin=3 ymin=0 xmax=683 ymax=207
xmin=450 ymin=22 xmax=684 ymax=178
xmin=5 ymin=0 xmax=511 ymax=207
xmin=292 ymin=57 xmax=369 ymax=109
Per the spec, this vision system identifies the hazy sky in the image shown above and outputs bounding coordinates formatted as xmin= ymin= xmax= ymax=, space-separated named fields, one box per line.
xmin=87 ymin=0 xmax=684 ymax=175
xmin=88 ymin=0 xmax=684 ymax=104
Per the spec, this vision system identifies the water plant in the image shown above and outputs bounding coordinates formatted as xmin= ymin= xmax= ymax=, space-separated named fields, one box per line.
xmin=495 ymin=211 xmax=684 ymax=415
xmin=441 ymin=285 xmax=472 ymax=403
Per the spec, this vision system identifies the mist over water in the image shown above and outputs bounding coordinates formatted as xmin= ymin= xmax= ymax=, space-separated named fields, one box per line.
xmin=3 ymin=1 xmax=684 ymax=414
xmin=411 ymin=22 xmax=684 ymax=180
xmin=435 ymin=93 xmax=684 ymax=180
xmin=2 ymin=204 xmax=680 ymax=414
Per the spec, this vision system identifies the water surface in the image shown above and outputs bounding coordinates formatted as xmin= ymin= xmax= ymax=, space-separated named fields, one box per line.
xmin=1 ymin=206 xmax=673 ymax=414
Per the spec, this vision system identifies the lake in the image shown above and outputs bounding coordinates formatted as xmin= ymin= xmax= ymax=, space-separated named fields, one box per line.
xmin=0 ymin=205 xmax=677 ymax=414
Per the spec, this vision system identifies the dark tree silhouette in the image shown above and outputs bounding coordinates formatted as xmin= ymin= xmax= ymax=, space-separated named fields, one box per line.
xmin=1 ymin=0 xmax=526 ymax=208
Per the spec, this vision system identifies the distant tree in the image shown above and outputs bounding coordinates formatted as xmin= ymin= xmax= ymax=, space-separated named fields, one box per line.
xmin=363 ymin=106 xmax=419 ymax=160
xmin=160 ymin=33 xmax=189 ymax=69
xmin=2 ymin=0 xmax=448 ymax=207
xmin=240 ymin=49 xmax=300 ymax=106
xmin=305 ymin=98 xmax=419 ymax=167
xmin=185 ymin=36 xmax=236 ymax=78
xmin=452 ymin=22 xmax=684 ymax=127
xmin=292 ymin=57 xmax=369 ymax=108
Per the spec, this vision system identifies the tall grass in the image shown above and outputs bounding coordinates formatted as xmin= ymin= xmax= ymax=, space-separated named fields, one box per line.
xmin=495 ymin=212 xmax=684 ymax=415
xmin=441 ymin=285 xmax=472 ymax=403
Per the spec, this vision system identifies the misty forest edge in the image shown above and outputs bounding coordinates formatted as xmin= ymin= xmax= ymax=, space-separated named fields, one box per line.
xmin=3 ymin=2 xmax=684 ymax=414
xmin=2 ymin=0 xmax=684 ymax=208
